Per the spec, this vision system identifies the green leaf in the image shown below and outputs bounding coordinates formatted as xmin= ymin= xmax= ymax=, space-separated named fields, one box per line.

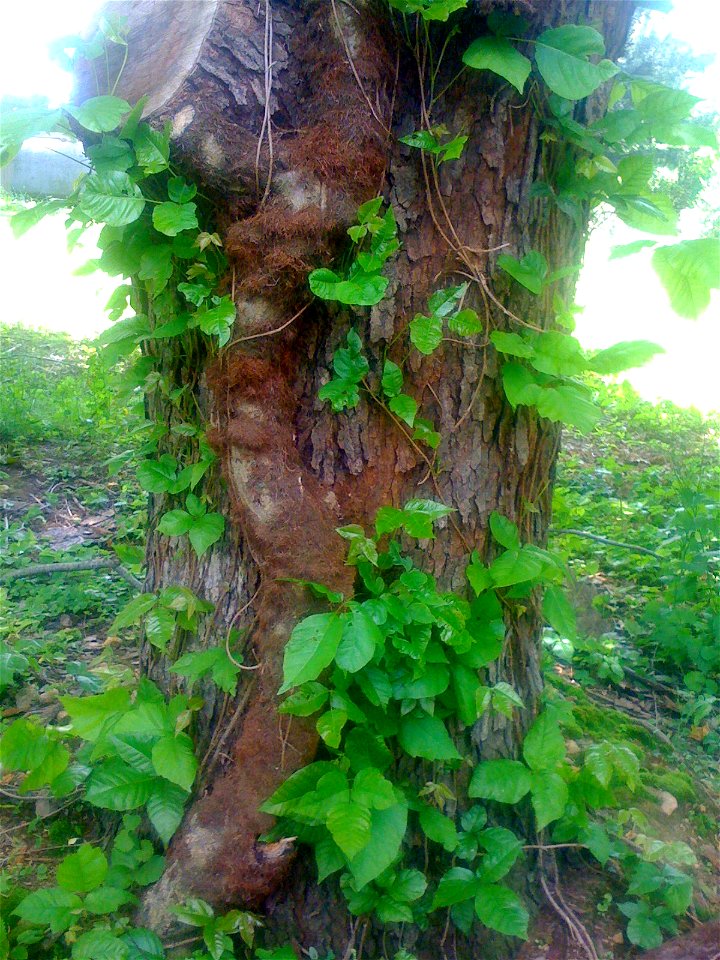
xmin=388 ymin=393 xmax=418 ymax=427
xmin=398 ymin=714 xmax=461 ymax=761
xmin=22 ymin=739 xmax=70 ymax=791
xmin=85 ymin=759 xmax=158 ymax=810
xmin=609 ymin=239 xmax=657 ymax=260
xmin=278 ymin=682 xmax=329 ymax=717
xmin=72 ymin=929 xmax=129 ymax=960
xmin=474 ymin=884 xmax=528 ymax=939
xmin=0 ymin=718 xmax=49 ymax=771
xmin=410 ymin=314 xmax=443 ymax=355
xmin=10 ymin=199 xmax=67 ymax=238
xmin=625 ymin=912 xmax=663 ymax=950
xmin=168 ymin=177 xmax=198 ymax=203
xmin=67 ymin=95 xmax=131 ymax=132
xmin=188 ymin=513 xmax=225 ymax=558
xmin=652 ymin=238 xmax=720 ymax=319
xmin=469 ymin=760 xmax=531 ymax=804
xmin=351 ymin=768 xmax=396 ymax=810
xmin=134 ymin=124 xmax=170 ymax=174
xmin=419 ymin=805 xmax=458 ymax=852
xmin=478 ymin=827 xmax=523 ymax=882
xmin=489 ymin=547 xmax=544 ymax=588
xmin=497 ymin=251 xmax=548 ymax=294
xmin=172 ymin=898 xmax=215 ymax=926
xmin=534 ymin=26 xmax=618 ymax=100
xmin=348 ymin=801 xmax=408 ymax=888
xmin=77 ymin=171 xmax=145 ymax=226
xmin=522 ymin=711 xmax=565 ymax=771
xmin=336 ymin=608 xmax=381 ymax=673
xmin=489 ymin=512 xmax=520 ymax=550
xmin=121 ymin=928 xmax=165 ymax=960
xmin=145 ymin=607 xmax=176 ymax=651
xmin=309 ymin=267 xmax=388 ymax=306
xmin=588 ymin=340 xmax=663 ymax=375
xmin=280 ymin=614 xmax=344 ymax=692
xmin=14 ymin=887 xmax=83 ymax=934
xmin=530 ymin=770 xmax=568 ymax=829
xmin=151 ymin=734 xmax=197 ymax=791
xmin=158 ymin=509 xmax=193 ymax=537
xmin=381 ymin=360 xmax=403 ymax=397
xmin=152 ymin=202 xmax=199 ymax=237
xmin=317 ymin=709 xmax=348 ymax=749
xmin=146 ymin=778 xmax=189 ymax=845
xmin=197 ymin=297 xmax=236 ymax=346
xmin=327 ymin=801 xmax=372 ymax=858
xmin=57 ymin=844 xmax=108 ymax=893
xmin=171 ymin=647 xmax=241 ymax=695
xmin=61 ymin=687 xmax=131 ymax=741
xmin=432 ymin=867 xmax=479 ymax=908
xmin=84 ymin=886 xmax=136 ymax=915
xmin=542 ymin=586 xmax=576 ymax=640
xmin=136 ymin=455 xmax=178 ymax=493
xmin=463 ymin=37 xmax=531 ymax=94
xmin=448 ymin=308 xmax=482 ymax=336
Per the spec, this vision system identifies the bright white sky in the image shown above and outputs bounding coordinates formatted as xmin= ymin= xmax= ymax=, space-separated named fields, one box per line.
xmin=0 ymin=0 xmax=718 ymax=412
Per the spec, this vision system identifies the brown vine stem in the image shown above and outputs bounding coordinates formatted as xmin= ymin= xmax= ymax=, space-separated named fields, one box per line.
xmin=330 ymin=0 xmax=390 ymax=134
xmin=225 ymin=584 xmax=263 ymax=670
xmin=255 ymin=0 xmax=274 ymax=207
xmin=225 ymin=300 xmax=312 ymax=349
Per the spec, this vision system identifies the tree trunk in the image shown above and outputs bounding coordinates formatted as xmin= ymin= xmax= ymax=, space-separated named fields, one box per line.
xmin=77 ymin=1 xmax=635 ymax=955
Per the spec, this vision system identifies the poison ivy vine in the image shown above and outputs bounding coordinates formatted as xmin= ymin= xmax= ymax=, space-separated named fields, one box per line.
xmin=0 ymin=2 xmax=716 ymax=957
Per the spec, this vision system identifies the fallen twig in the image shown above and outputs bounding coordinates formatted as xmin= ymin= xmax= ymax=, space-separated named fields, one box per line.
xmin=550 ymin=528 xmax=660 ymax=558
xmin=0 ymin=558 xmax=143 ymax=591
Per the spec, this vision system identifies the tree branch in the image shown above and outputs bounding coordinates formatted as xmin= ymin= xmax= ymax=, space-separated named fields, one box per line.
xmin=549 ymin=528 xmax=660 ymax=558
xmin=0 ymin=558 xmax=143 ymax=591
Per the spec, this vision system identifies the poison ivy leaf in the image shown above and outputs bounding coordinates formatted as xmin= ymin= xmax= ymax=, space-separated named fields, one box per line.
xmin=327 ymin=801 xmax=372 ymax=858
xmin=489 ymin=512 xmax=520 ymax=550
xmin=652 ymin=238 xmax=720 ymax=319
xmin=534 ymin=25 xmax=618 ymax=100
xmin=542 ymin=586 xmax=576 ymax=640
xmin=522 ymin=711 xmax=565 ymax=771
xmin=419 ymin=805 xmax=459 ymax=852
xmin=388 ymin=393 xmax=418 ymax=427
xmin=146 ymin=779 xmax=189 ymax=845
xmin=478 ymin=827 xmax=523 ymax=883
xmin=386 ymin=0 xmax=468 ymax=22
xmin=136 ymin=455 xmax=178 ymax=493
xmin=280 ymin=614 xmax=344 ymax=692
xmin=531 ymin=331 xmax=586 ymax=377
xmin=77 ymin=171 xmax=145 ymax=226
xmin=84 ymin=759 xmax=158 ymax=810
xmin=309 ymin=267 xmax=388 ymax=306
xmin=171 ymin=647 xmax=242 ymax=695
xmin=10 ymin=199 xmax=67 ymax=238
xmin=61 ymin=687 xmax=131 ymax=741
xmin=463 ymin=37 xmax=531 ymax=94
xmin=84 ymin=886 xmax=136 ymax=915
xmin=22 ymin=739 xmax=69 ymax=791
xmin=134 ymin=123 xmax=170 ymax=174
xmin=469 ymin=760 xmax=531 ymax=804
xmin=13 ymin=887 xmax=83 ymax=934
xmin=121 ymin=928 xmax=165 ymax=960
xmin=432 ymin=867 xmax=479 ymax=908
xmin=152 ymin=201 xmax=199 ymax=237
xmin=609 ymin=239 xmax=657 ymax=260
xmin=530 ymin=770 xmax=568 ymax=829
xmin=410 ymin=314 xmax=443 ymax=355
xmin=448 ymin=308 xmax=482 ymax=336
xmin=72 ymin=929 xmax=129 ymax=960
xmin=158 ymin=510 xmax=193 ymax=537
xmin=151 ymin=733 xmax=197 ymax=791
xmin=57 ymin=844 xmax=108 ymax=894
xmin=398 ymin=714 xmax=461 ymax=760
xmin=336 ymin=608 xmax=381 ymax=673
xmin=588 ymin=340 xmax=664 ymax=375
xmin=67 ymin=95 xmax=131 ymax=132
xmin=0 ymin=718 xmax=51 ymax=771
xmin=489 ymin=546 xmax=544 ymax=587
xmin=0 ymin=106 xmax=63 ymax=166
xmin=381 ymin=359 xmax=403 ymax=397
xmin=497 ymin=251 xmax=548 ymax=294
xmin=168 ymin=176 xmax=198 ymax=203
xmin=348 ymin=801 xmax=408 ymax=888
xmin=474 ymin=884 xmax=529 ymax=939
xmin=187 ymin=513 xmax=225 ymax=557
xmin=197 ymin=296 xmax=236 ymax=346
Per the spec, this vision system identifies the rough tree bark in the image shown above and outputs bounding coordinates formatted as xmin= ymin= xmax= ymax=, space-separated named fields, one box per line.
xmin=77 ymin=1 xmax=635 ymax=955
